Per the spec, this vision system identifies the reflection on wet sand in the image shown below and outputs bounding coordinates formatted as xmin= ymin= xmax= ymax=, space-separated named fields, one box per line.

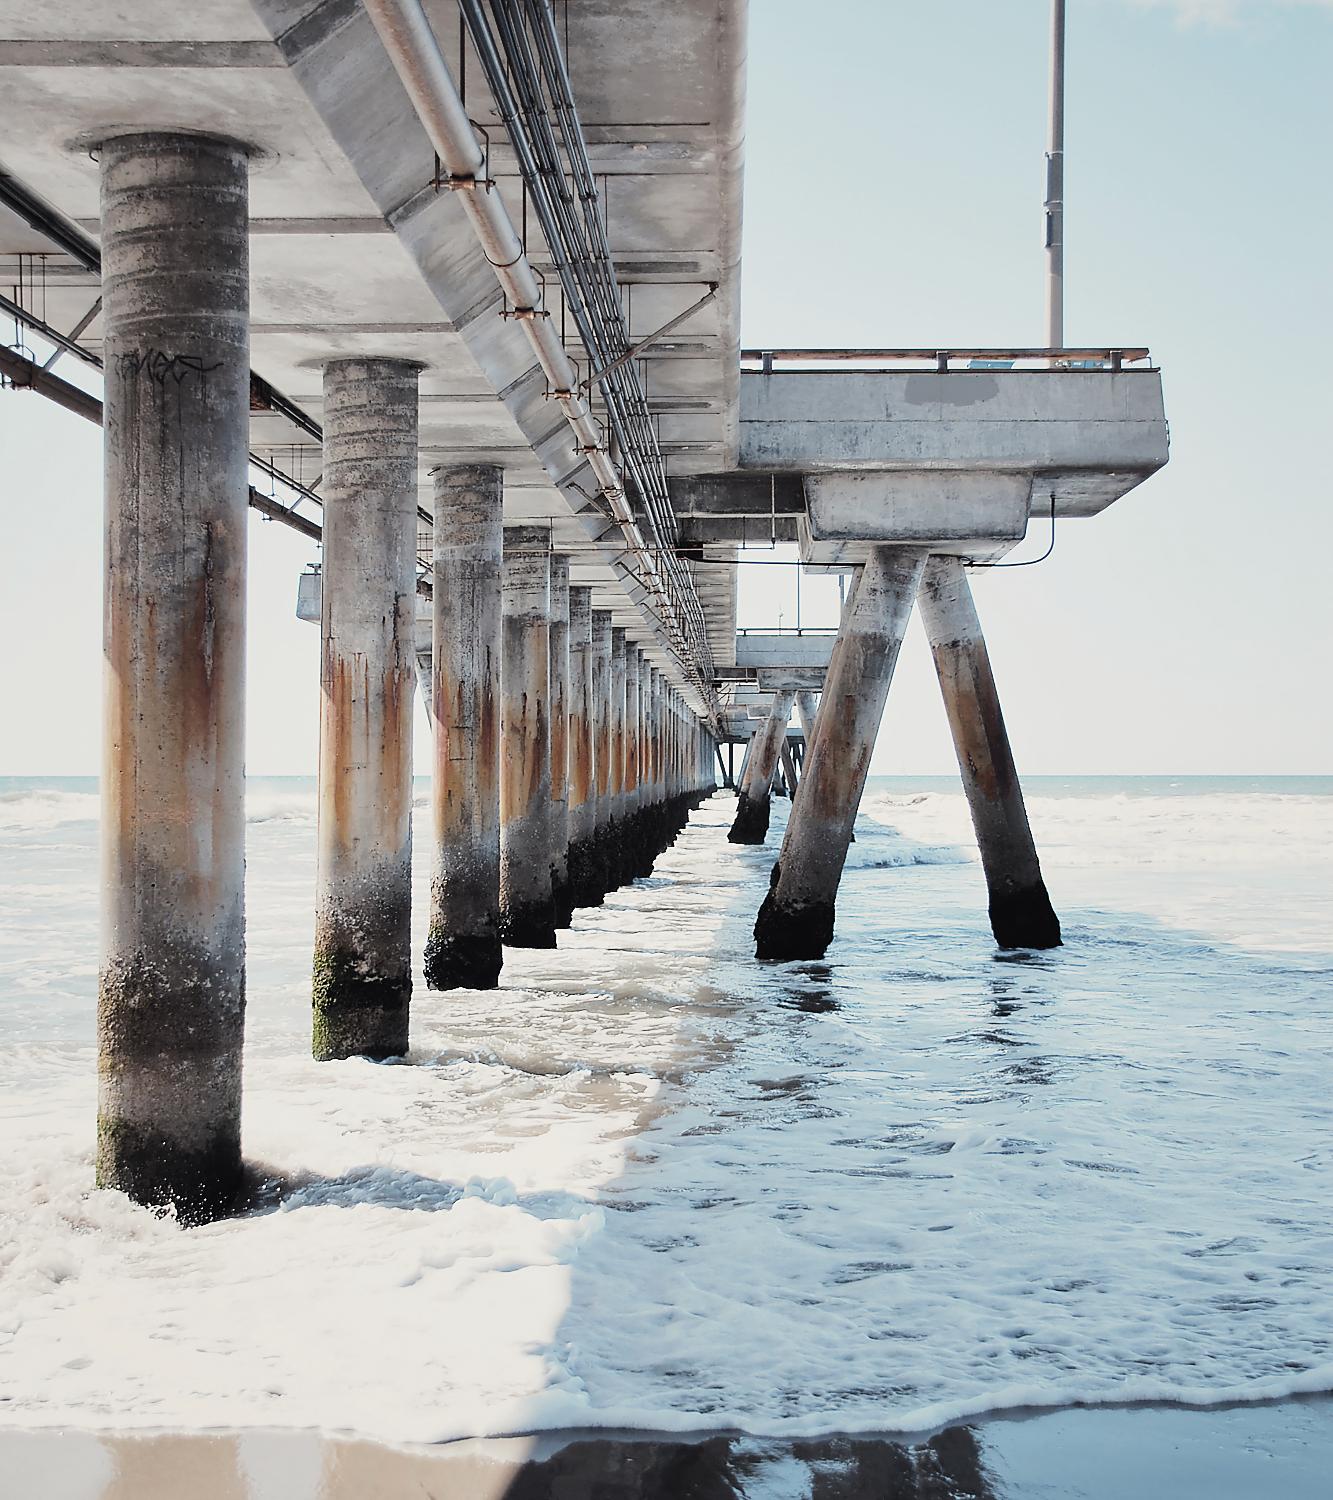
xmin=2 ymin=1426 xmax=992 ymax=1500
xmin=6 ymin=1400 xmax=1332 ymax=1499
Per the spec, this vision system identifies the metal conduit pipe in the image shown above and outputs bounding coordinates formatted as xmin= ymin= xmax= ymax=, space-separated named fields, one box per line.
xmin=481 ymin=0 xmax=714 ymax=671
xmin=360 ymin=0 xmax=718 ymax=720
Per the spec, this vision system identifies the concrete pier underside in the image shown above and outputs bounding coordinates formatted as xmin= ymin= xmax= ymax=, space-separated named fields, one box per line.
xmin=0 ymin=0 xmax=1174 ymax=1226
xmin=96 ymin=132 xmax=251 ymax=1223
xmin=311 ymin=356 xmax=419 ymax=1061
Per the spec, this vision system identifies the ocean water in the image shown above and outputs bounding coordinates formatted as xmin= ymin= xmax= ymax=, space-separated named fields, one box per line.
xmin=1 ymin=775 xmax=1331 ymax=1443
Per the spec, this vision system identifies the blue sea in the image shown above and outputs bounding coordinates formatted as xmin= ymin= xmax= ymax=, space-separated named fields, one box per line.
xmin=1 ymin=774 xmax=1331 ymax=1443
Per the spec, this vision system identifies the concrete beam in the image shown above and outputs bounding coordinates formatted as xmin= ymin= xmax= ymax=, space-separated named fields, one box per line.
xmin=734 ymin=632 xmax=836 ymax=670
xmin=668 ymin=472 xmax=805 ymax=515
xmin=803 ymin=470 xmax=1032 ymax=545
xmin=741 ymin=370 xmax=1169 ymax=519
xmin=756 ymin=667 xmax=826 ymax=693
xmin=679 ymin=515 xmax=800 ymax=547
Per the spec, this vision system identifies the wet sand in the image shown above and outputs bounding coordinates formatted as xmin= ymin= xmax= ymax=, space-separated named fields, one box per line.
xmin=4 ymin=1397 xmax=1330 ymax=1499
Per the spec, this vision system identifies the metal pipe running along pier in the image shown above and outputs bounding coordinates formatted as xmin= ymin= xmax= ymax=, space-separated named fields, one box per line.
xmin=0 ymin=0 xmax=1168 ymax=1221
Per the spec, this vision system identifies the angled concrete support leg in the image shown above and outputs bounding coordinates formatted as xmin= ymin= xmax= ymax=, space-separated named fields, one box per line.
xmin=548 ymin=555 xmax=573 ymax=927
xmin=780 ymin=741 xmax=800 ymax=798
xmin=500 ymin=527 xmax=556 ymax=947
xmin=755 ymin=547 xmax=926 ymax=959
xmin=795 ymin=691 xmax=819 ymax=744
xmin=729 ymin=690 xmax=795 ymax=843
xmin=313 ymin=357 xmax=420 ymax=1060
xmin=424 ymin=464 xmax=503 ymax=990
xmin=918 ymin=556 xmax=1061 ymax=949
xmin=98 ymin=131 xmax=250 ymax=1222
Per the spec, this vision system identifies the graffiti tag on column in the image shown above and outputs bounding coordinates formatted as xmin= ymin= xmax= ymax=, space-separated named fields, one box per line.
xmin=119 ymin=349 xmax=223 ymax=386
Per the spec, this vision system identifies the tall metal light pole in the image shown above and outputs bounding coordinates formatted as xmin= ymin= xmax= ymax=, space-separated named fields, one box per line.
xmin=1045 ymin=0 xmax=1066 ymax=352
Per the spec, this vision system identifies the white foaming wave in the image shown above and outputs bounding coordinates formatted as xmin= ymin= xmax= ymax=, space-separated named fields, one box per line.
xmin=0 ymin=788 xmax=99 ymax=833
xmin=244 ymin=793 xmax=318 ymax=825
xmin=859 ymin=789 xmax=1333 ymax=872
xmin=3 ymin=790 xmax=1332 ymax=1442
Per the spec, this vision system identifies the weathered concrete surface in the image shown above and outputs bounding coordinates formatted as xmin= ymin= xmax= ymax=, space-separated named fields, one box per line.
xmin=795 ymin=690 xmax=819 ymax=743
xmin=623 ymin=647 xmax=642 ymax=874
xmin=756 ymin=668 xmax=827 ymax=693
xmin=97 ymin=131 xmax=251 ymax=1224
xmin=728 ymin=689 xmax=795 ymax=843
xmin=564 ymin=586 xmax=597 ymax=908
xmin=500 ymin=526 xmax=556 ymax=948
xmin=607 ymin=627 xmax=628 ymax=889
xmin=424 ymin=464 xmax=503 ymax=990
xmin=755 ymin=548 xmax=927 ymax=960
xmin=734 ymin=632 xmax=836 ymax=670
xmin=918 ymin=556 xmax=1061 ymax=949
xmin=312 ymin=357 xmax=419 ymax=1061
xmin=585 ymin=610 xmax=615 ymax=902
xmin=741 ymin=369 xmax=1169 ymax=517
xmin=804 ymin=470 xmax=1032 ymax=546
xmin=549 ymin=554 xmax=573 ymax=927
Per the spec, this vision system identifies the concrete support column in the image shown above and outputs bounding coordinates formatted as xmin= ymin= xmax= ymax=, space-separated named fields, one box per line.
xmin=424 ymin=464 xmax=503 ymax=990
xmin=646 ymin=668 xmax=664 ymax=853
xmin=918 ymin=556 xmax=1061 ymax=948
xmin=565 ymin=586 xmax=595 ymax=908
xmin=98 ymin=131 xmax=250 ymax=1222
xmin=754 ymin=547 xmax=927 ymax=960
xmin=588 ymin=609 xmax=614 ymax=902
xmin=608 ymin=628 xmax=628 ymax=887
xmin=780 ymin=740 xmax=800 ymax=798
xmin=623 ymin=648 xmax=642 ymax=876
xmin=729 ymin=691 xmax=796 ymax=843
xmin=500 ymin=527 xmax=556 ymax=946
xmin=312 ymin=358 xmax=420 ymax=1060
xmin=795 ymin=691 xmax=819 ymax=744
xmin=548 ymin=554 xmax=572 ymax=927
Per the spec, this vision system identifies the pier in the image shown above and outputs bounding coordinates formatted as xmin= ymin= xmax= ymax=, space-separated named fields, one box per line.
xmin=0 ymin=0 xmax=1168 ymax=1222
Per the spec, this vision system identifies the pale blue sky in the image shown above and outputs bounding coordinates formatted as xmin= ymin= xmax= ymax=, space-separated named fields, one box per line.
xmin=2 ymin=0 xmax=1330 ymax=774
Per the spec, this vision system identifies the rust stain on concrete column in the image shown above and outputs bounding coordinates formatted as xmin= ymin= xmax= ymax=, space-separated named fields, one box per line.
xmin=312 ymin=356 xmax=421 ymax=1060
xmin=424 ymin=464 xmax=504 ymax=989
xmin=500 ymin=526 xmax=556 ymax=947
xmin=919 ymin=555 xmax=1060 ymax=948
xmin=548 ymin=554 xmax=572 ymax=926
xmin=97 ymin=131 xmax=251 ymax=1224
xmin=729 ymin=689 xmax=796 ymax=844
xmin=566 ymin=587 xmax=596 ymax=907
xmin=755 ymin=547 xmax=927 ymax=960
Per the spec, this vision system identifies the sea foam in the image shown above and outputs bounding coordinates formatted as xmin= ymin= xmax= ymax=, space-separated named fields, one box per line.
xmin=1 ymin=779 xmax=1331 ymax=1442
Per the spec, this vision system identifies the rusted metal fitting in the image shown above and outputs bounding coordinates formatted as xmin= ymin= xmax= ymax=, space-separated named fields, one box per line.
xmin=435 ymin=172 xmax=496 ymax=192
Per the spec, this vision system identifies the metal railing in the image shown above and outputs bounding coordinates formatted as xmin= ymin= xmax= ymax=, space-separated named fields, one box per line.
xmin=741 ymin=347 xmax=1152 ymax=373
